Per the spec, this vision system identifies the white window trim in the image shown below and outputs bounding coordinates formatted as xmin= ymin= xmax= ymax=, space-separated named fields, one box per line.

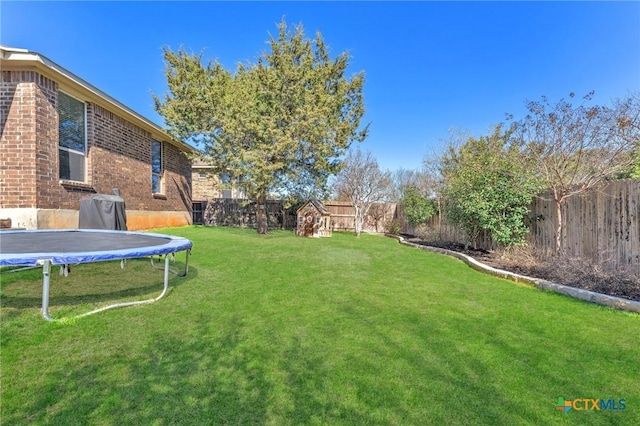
xmin=58 ymin=91 xmax=88 ymax=183
xmin=152 ymin=140 xmax=164 ymax=195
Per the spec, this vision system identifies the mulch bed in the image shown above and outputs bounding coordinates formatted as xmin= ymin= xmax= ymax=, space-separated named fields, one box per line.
xmin=403 ymin=237 xmax=640 ymax=303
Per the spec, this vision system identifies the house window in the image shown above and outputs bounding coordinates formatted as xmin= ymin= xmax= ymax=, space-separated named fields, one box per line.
xmin=220 ymin=173 xmax=232 ymax=187
xmin=151 ymin=140 xmax=163 ymax=193
xmin=58 ymin=92 xmax=87 ymax=182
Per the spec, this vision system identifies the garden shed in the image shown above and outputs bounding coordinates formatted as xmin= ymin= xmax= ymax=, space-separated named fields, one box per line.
xmin=296 ymin=200 xmax=332 ymax=238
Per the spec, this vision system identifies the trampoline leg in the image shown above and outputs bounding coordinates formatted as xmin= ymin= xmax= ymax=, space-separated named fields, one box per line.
xmin=178 ymin=249 xmax=190 ymax=277
xmin=149 ymin=249 xmax=190 ymax=277
xmin=37 ymin=250 xmax=188 ymax=321
xmin=42 ymin=260 xmax=53 ymax=321
xmin=158 ymin=254 xmax=171 ymax=300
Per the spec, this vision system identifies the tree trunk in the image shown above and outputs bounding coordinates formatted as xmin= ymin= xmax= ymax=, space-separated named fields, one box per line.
xmin=354 ymin=205 xmax=361 ymax=237
xmin=437 ymin=199 xmax=442 ymax=240
xmin=554 ymin=196 xmax=563 ymax=255
xmin=257 ymin=192 xmax=268 ymax=234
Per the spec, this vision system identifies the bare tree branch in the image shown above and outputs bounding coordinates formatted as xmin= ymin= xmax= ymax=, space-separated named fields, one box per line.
xmin=334 ymin=148 xmax=391 ymax=236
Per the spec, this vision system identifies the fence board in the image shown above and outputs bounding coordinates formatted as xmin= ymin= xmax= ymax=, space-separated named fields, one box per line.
xmin=394 ymin=180 xmax=639 ymax=273
xmin=201 ymin=199 xmax=296 ymax=230
xmin=527 ymin=180 xmax=639 ymax=273
xmin=324 ymin=201 xmax=395 ymax=233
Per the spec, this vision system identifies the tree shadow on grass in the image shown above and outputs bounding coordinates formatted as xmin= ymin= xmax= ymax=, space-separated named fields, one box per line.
xmin=331 ymin=301 xmax=559 ymax=425
xmin=2 ymin=312 xmax=392 ymax=425
xmin=278 ymin=335 xmax=379 ymax=424
xmin=3 ymin=314 xmax=270 ymax=425
xmin=335 ymin=298 xmax=637 ymax=425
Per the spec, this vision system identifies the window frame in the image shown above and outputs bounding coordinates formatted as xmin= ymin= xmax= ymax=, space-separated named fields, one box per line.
xmin=219 ymin=172 xmax=233 ymax=187
xmin=151 ymin=140 xmax=164 ymax=195
xmin=58 ymin=91 xmax=87 ymax=183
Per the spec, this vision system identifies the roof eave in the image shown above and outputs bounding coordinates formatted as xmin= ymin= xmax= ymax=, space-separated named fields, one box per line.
xmin=0 ymin=46 xmax=196 ymax=154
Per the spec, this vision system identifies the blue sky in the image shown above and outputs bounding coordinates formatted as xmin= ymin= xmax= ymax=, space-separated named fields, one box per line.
xmin=2 ymin=1 xmax=639 ymax=171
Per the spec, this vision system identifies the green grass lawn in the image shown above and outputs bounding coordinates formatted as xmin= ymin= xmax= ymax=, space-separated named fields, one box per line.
xmin=1 ymin=226 xmax=638 ymax=425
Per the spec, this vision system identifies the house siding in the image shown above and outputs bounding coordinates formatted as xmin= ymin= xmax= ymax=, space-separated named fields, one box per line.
xmin=192 ymin=168 xmax=246 ymax=201
xmin=0 ymin=67 xmax=192 ymax=230
xmin=192 ymin=169 xmax=222 ymax=201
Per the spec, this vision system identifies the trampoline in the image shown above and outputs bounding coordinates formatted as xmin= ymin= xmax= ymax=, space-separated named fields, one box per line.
xmin=0 ymin=229 xmax=192 ymax=321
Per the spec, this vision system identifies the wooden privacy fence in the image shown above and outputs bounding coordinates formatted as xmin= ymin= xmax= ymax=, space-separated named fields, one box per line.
xmin=197 ymin=199 xmax=297 ymax=230
xmin=397 ymin=179 xmax=639 ymax=274
xmin=324 ymin=201 xmax=396 ymax=233
xmin=196 ymin=180 xmax=638 ymax=273
xmin=529 ymin=179 xmax=639 ymax=273
xmin=195 ymin=199 xmax=396 ymax=234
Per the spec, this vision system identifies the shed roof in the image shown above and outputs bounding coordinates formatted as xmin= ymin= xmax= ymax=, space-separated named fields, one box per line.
xmin=297 ymin=199 xmax=331 ymax=215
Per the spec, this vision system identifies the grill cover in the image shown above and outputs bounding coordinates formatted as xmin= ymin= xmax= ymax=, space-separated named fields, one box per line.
xmin=79 ymin=194 xmax=127 ymax=230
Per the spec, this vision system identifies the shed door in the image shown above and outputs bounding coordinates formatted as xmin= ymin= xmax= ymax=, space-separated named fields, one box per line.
xmin=304 ymin=212 xmax=315 ymax=237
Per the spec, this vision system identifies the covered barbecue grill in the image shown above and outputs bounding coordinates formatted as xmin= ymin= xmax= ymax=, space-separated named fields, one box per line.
xmin=79 ymin=192 xmax=127 ymax=230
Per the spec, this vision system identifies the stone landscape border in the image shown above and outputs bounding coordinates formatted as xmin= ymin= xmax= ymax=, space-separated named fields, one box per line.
xmin=387 ymin=234 xmax=640 ymax=314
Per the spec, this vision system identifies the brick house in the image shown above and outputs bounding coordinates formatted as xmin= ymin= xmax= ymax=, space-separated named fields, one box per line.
xmin=0 ymin=46 xmax=195 ymax=230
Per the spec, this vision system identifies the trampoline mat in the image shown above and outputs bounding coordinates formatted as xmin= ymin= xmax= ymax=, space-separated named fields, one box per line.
xmin=1 ymin=231 xmax=171 ymax=254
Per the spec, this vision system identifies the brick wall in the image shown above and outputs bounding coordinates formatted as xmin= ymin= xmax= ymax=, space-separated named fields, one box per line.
xmin=89 ymin=103 xmax=191 ymax=212
xmin=1 ymin=69 xmax=192 ymax=226
xmin=0 ymin=71 xmax=44 ymax=208
xmin=163 ymin=142 xmax=192 ymax=211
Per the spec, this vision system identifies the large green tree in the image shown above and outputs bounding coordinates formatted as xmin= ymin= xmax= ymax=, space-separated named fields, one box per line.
xmin=401 ymin=184 xmax=436 ymax=228
xmin=440 ymin=126 xmax=539 ymax=249
xmin=154 ymin=20 xmax=368 ymax=233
